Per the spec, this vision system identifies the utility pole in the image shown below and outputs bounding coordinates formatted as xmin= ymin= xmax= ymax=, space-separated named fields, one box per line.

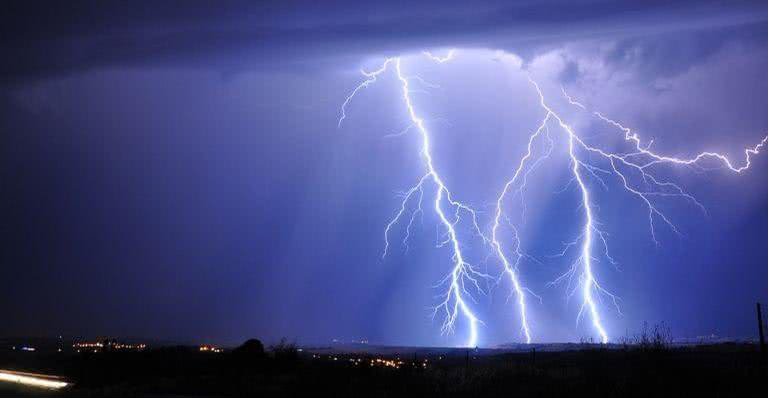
xmin=758 ymin=303 xmax=766 ymax=364
xmin=465 ymin=349 xmax=471 ymax=379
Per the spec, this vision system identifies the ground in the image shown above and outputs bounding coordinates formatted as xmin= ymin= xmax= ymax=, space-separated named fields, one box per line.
xmin=0 ymin=343 xmax=766 ymax=397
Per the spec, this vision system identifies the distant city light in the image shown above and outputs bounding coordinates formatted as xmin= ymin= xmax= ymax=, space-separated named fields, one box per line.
xmin=73 ymin=339 xmax=146 ymax=353
xmin=311 ymin=353 xmax=424 ymax=370
xmin=199 ymin=345 xmax=223 ymax=353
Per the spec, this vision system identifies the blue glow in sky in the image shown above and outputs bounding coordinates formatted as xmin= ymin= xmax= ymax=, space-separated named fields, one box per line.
xmin=1 ymin=1 xmax=767 ymax=347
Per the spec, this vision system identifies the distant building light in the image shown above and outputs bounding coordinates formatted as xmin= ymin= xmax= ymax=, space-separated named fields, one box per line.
xmin=199 ymin=345 xmax=222 ymax=353
xmin=72 ymin=340 xmax=146 ymax=352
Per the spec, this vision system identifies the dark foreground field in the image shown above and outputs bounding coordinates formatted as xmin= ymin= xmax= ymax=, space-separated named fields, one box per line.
xmin=1 ymin=342 xmax=766 ymax=397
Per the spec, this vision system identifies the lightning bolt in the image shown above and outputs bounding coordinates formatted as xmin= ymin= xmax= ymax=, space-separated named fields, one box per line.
xmin=339 ymin=53 xmax=490 ymax=347
xmin=422 ymin=49 xmax=456 ymax=63
xmin=523 ymin=77 xmax=766 ymax=343
xmin=490 ymin=114 xmax=552 ymax=344
xmin=339 ymin=50 xmax=767 ymax=346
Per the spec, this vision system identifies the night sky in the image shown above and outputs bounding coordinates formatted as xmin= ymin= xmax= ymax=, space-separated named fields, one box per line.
xmin=2 ymin=0 xmax=768 ymax=347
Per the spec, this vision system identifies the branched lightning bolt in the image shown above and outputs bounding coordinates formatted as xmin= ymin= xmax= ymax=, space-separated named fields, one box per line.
xmin=339 ymin=54 xmax=489 ymax=347
xmin=422 ymin=49 xmax=456 ymax=63
xmin=339 ymin=50 xmax=767 ymax=346
xmin=338 ymin=60 xmax=396 ymax=128
xmin=523 ymin=78 xmax=767 ymax=343
xmin=490 ymin=114 xmax=553 ymax=344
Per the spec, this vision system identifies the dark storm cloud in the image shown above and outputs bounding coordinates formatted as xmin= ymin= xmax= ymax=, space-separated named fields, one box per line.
xmin=2 ymin=0 xmax=767 ymax=84
xmin=603 ymin=21 xmax=768 ymax=79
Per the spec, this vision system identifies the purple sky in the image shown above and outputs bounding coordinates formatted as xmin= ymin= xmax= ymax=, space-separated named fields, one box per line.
xmin=1 ymin=0 xmax=767 ymax=347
